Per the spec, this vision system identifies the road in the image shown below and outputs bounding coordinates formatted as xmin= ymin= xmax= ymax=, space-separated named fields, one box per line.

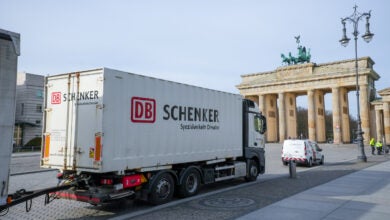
xmin=2 ymin=143 xmax=379 ymax=219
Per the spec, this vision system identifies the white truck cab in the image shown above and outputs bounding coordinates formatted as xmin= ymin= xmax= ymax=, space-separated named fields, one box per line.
xmin=281 ymin=139 xmax=324 ymax=167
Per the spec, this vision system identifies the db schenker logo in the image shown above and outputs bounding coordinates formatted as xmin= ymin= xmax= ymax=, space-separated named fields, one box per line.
xmin=51 ymin=92 xmax=62 ymax=104
xmin=131 ymin=97 xmax=156 ymax=123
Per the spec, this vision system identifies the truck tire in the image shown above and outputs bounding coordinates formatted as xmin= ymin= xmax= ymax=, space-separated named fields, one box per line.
xmin=177 ymin=169 xmax=201 ymax=198
xmin=245 ymin=159 xmax=259 ymax=182
xmin=148 ymin=173 xmax=174 ymax=205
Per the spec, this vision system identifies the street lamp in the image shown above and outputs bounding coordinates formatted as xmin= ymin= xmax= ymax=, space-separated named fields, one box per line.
xmin=339 ymin=5 xmax=374 ymax=162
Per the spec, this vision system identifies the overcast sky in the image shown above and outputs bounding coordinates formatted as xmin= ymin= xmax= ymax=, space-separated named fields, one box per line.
xmin=1 ymin=0 xmax=388 ymax=114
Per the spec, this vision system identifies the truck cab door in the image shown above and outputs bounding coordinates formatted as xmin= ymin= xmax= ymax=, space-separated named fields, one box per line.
xmin=248 ymin=113 xmax=266 ymax=148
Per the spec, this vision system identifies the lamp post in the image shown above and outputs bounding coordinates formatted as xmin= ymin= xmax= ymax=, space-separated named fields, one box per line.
xmin=339 ymin=5 xmax=374 ymax=162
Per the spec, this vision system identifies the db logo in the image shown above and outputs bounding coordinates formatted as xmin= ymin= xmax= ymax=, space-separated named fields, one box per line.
xmin=51 ymin=92 xmax=62 ymax=104
xmin=131 ymin=97 xmax=156 ymax=123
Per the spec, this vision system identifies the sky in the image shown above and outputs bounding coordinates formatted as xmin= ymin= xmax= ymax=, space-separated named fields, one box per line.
xmin=1 ymin=0 xmax=389 ymax=114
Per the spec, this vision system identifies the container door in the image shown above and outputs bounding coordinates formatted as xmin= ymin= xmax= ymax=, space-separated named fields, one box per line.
xmin=42 ymin=71 xmax=103 ymax=171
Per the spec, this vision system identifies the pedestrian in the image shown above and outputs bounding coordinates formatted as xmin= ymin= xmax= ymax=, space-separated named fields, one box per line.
xmin=375 ymin=140 xmax=383 ymax=155
xmin=370 ymin=138 xmax=376 ymax=155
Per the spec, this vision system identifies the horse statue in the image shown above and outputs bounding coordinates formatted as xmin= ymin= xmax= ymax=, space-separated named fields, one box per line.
xmin=281 ymin=53 xmax=291 ymax=65
xmin=289 ymin=52 xmax=297 ymax=64
xmin=297 ymin=46 xmax=311 ymax=63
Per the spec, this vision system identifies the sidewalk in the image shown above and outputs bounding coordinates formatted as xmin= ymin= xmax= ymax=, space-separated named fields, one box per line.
xmin=238 ymin=159 xmax=390 ymax=220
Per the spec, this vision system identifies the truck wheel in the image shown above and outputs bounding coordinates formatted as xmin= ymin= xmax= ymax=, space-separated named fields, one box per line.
xmin=178 ymin=169 xmax=201 ymax=198
xmin=245 ymin=159 xmax=259 ymax=182
xmin=148 ymin=173 xmax=174 ymax=205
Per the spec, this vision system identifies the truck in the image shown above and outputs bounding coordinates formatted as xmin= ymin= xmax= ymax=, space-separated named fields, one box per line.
xmin=0 ymin=29 xmax=20 ymax=210
xmin=40 ymin=68 xmax=266 ymax=205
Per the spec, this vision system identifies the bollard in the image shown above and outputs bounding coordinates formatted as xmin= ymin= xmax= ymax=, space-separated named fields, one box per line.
xmin=289 ymin=160 xmax=297 ymax=179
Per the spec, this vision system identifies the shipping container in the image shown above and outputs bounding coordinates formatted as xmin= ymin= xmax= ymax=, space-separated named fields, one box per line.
xmin=0 ymin=29 xmax=20 ymax=207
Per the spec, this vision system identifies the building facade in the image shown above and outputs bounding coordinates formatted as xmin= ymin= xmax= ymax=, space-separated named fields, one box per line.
xmin=14 ymin=72 xmax=44 ymax=146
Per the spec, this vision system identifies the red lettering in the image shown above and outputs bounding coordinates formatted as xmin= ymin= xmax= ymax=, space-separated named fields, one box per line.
xmin=135 ymin=101 xmax=144 ymax=118
xmin=145 ymin=102 xmax=153 ymax=119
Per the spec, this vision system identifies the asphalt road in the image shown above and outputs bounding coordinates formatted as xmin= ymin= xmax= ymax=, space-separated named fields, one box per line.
xmin=3 ymin=143 xmax=386 ymax=219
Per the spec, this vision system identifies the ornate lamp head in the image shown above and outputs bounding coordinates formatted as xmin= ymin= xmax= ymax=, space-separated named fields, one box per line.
xmin=362 ymin=11 xmax=374 ymax=43
xmin=339 ymin=20 xmax=350 ymax=47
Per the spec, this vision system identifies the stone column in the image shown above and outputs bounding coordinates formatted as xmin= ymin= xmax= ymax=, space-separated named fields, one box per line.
xmin=285 ymin=93 xmax=297 ymax=139
xmin=315 ymin=90 xmax=326 ymax=142
xmin=258 ymin=94 xmax=266 ymax=142
xmin=375 ymin=109 xmax=383 ymax=142
xmin=360 ymin=84 xmax=370 ymax=145
xmin=332 ymin=87 xmax=341 ymax=144
xmin=307 ymin=90 xmax=316 ymax=141
xmin=340 ymin=88 xmax=350 ymax=143
xmin=265 ymin=94 xmax=278 ymax=142
xmin=258 ymin=94 xmax=265 ymax=114
xmin=384 ymin=102 xmax=390 ymax=145
xmin=278 ymin=92 xmax=286 ymax=142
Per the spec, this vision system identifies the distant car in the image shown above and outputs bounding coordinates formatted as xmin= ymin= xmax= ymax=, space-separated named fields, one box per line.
xmin=281 ymin=139 xmax=324 ymax=167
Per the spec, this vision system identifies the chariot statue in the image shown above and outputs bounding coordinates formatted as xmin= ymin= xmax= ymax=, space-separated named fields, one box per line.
xmin=281 ymin=35 xmax=311 ymax=65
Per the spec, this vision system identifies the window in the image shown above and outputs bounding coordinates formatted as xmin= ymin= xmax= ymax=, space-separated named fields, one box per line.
xmin=36 ymin=90 xmax=44 ymax=99
xmin=21 ymin=103 xmax=24 ymax=115
xmin=254 ymin=114 xmax=267 ymax=134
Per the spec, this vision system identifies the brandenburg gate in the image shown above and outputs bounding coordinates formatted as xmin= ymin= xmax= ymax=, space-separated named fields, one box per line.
xmin=237 ymin=57 xmax=380 ymax=145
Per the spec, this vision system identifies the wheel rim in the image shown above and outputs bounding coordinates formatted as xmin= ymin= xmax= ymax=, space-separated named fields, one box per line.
xmin=185 ymin=173 xmax=198 ymax=193
xmin=250 ymin=165 xmax=258 ymax=176
xmin=155 ymin=178 xmax=171 ymax=199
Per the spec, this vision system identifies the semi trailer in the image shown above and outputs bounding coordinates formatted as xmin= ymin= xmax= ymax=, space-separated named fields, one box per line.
xmin=41 ymin=67 xmax=267 ymax=205
xmin=40 ymin=68 xmax=267 ymax=205
xmin=0 ymin=29 xmax=20 ymax=211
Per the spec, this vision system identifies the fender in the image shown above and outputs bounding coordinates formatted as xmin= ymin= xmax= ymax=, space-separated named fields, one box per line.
xmin=244 ymin=147 xmax=265 ymax=174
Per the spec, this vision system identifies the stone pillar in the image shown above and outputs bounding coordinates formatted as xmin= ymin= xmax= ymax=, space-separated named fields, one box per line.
xmin=340 ymin=88 xmax=350 ymax=143
xmin=278 ymin=92 xmax=286 ymax=142
xmin=360 ymin=84 xmax=370 ymax=145
xmin=258 ymin=94 xmax=266 ymax=142
xmin=265 ymin=94 xmax=278 ymax=142
xmin=285 ymin=93 xmax=297 ymax=139
xmin=375 ymin=109 xmax=383 ymax=142
xmin=307 ymin=90 xmax=316 ymax=141
xmin=332 ymin=87 xmax=341 ymax=144
xmin=315 ymin=90 xmax=326 ymax=142
xmin=258 ymin=94 xmax=265 ymax=114
xmin=384 ymin=102 xmax=390 ymax=145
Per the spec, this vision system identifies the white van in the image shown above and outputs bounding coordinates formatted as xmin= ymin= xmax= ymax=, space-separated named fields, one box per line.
xmin=281 ymin=139 xmax=324 ymax=167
